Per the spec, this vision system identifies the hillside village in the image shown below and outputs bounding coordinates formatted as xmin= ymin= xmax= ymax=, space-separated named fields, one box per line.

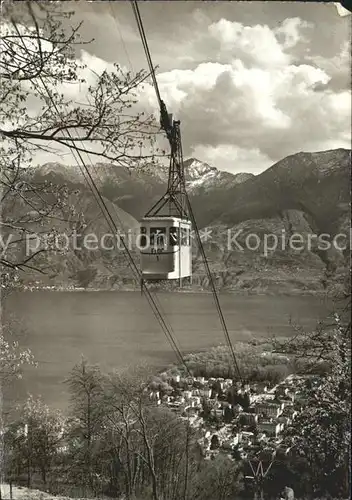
xmin=149 ymin=372 xmax=318 ymax=462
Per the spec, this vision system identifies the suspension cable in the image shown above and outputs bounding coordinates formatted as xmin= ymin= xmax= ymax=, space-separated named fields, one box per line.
xmin=78 ymin=104 xmax=184 ymax=372
xmin=109 ymin=2 xmax=135 ymax=75
xmin=101 ymin=5 xmax=196 ymax=404
xmin=131 ymin=0 xmax=163 ymax=109
xmin=178 ymin=130 xmax=242 ymax=381
xmin=106 ymin=0 xmax=193 ymax=374
xmin=33 ymin=72 xmax=192 ymax=377
xmin=105 ymin=9 xmax=190 ymax=365
xmin=186 ymin=195 xmax=243 ymax=382
xmin=130 ymin=1 xmax=243 ymax=383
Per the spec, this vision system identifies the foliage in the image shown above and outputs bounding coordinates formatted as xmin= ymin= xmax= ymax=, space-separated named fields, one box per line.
xmin=268 ymin=299 xmax=351 ymax=497
xmin=63 ymin=357 xmax=105 ymax=493
xmin=190 ymin=455 xmax=243 ymax=500
xmin=210 ymin=434 xmax=220 ymax=450
xmin=0 ymin=326 xmax=35 ymax=385
xmin=0 ymin=0 xmax=159 ymax=282
xmin=0 ymin=314 xmax=36 ymax=496
xmin=171 ymin=339 xmax=293 ymax=384
xmin=4 ymin=395 xmax=65 ymax=487
xmin=98 ymin=368 xmax=199 ymax=500
xmin=0 ymin=1 xmax=157 ymax=164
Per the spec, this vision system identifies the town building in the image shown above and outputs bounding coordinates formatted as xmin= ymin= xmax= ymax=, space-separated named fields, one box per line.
xmin=255 ymin=402 xmax=283 ymax=418
xmin=239 ymin=412 xmax=259 ymax=425
xmin=258 ymin=421 xmax=281 ymax=437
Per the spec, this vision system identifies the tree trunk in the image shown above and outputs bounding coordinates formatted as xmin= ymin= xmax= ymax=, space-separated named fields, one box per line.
xmin=41 ymin=466 xmax=47 ymax=486
xmin=138 ymin=405 xmax=159 ymax=500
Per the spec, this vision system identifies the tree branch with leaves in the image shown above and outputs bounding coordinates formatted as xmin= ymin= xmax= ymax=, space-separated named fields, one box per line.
xmin=0 ymin=0 xmax=161 ymax=283
xmin=269 ymin=297 xmax=351 ymax=497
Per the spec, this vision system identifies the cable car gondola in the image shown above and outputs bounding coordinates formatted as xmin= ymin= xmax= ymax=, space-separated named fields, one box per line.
xmin=138 ymin=89 xmax=192 ymax=284
xmin=140 ymin=215 xmax=192 ymax=282
xmin=129 ymin=1 xmax=193 ymax=286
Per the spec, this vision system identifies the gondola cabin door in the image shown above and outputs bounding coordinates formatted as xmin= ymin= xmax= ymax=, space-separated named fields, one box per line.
xmin=139 ymin=216 xmax=192 ymax=282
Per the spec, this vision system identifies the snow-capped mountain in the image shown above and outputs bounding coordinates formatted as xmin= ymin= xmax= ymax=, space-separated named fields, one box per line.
xmin=183 ymin=157 xmax=254 ymax=191
xmin=184 ymin=158 xmax=217 ymax=186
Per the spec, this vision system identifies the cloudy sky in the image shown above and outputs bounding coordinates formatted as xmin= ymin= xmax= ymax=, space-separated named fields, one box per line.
xmin=15 ymin=1 xmax=352 ymax=174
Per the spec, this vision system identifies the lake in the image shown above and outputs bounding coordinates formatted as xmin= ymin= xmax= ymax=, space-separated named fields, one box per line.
xmin=3 ymin=291 xmax=332 ymax=410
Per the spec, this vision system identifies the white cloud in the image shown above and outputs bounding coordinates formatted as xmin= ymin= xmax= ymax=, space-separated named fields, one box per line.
xmin=274 ymin=17 xmax=313 ymax=49
xmin=305 ymin=41 xmax=350 ymax=91
xmin=133 ymin=17 xmax=350 ymax=173
xmin=208 ymin=19 xmax=290 ymax=68
xmin=4 ymin=9 xmax=349 ymax=175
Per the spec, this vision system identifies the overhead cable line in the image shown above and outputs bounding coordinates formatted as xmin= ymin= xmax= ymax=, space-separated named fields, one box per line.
xmin=109 ymin=2 xmax=135 ymax=75
xmin=107 ymin=9 xmax=193 ymax=479
xmin=186 ymin=194 xmax=243 ymax=382
xmin=106 ymin=2 xmax=191 ymax=369
xmin=131 ymin=0 xmax=163 ymax=109
xmin=81 ymin=98 xmax=184 ymax=369
xmin=131 ymin=0 xmax=173 ymax=143
xmin=32 ymin=70 xmax=192 ymax=377
xmin=131 ymin=0 xmax=243 ymax=383
xmin=78 ymin=129 xmax=193 ymax=500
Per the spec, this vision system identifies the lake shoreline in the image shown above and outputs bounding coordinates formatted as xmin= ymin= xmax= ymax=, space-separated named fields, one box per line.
xmin=19 ymin=285 xmax=331 ymax=298
xmin=6 ymin=290 xmax=332 ymax=410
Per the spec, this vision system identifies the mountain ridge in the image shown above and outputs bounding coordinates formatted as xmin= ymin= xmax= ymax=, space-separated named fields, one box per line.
xmin=36 ymin=156 xmax=255 ymax=191
xmin=5 ymin=148 xmax=351 ymax=295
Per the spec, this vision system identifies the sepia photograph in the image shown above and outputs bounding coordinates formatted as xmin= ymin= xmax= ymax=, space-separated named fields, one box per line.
xmin=0 ymin=1 xmax=351 ymax=499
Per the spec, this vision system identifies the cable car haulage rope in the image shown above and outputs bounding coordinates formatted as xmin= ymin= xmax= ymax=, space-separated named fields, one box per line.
xmin=131 ymin=1 xmax=192 ymax=287
xmin=131 ymin=0 xmax=243 ymax=383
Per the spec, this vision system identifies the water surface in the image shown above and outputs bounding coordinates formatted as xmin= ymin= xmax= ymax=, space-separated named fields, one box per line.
xmin=3 ymin=291 xmax=331 ymax=410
